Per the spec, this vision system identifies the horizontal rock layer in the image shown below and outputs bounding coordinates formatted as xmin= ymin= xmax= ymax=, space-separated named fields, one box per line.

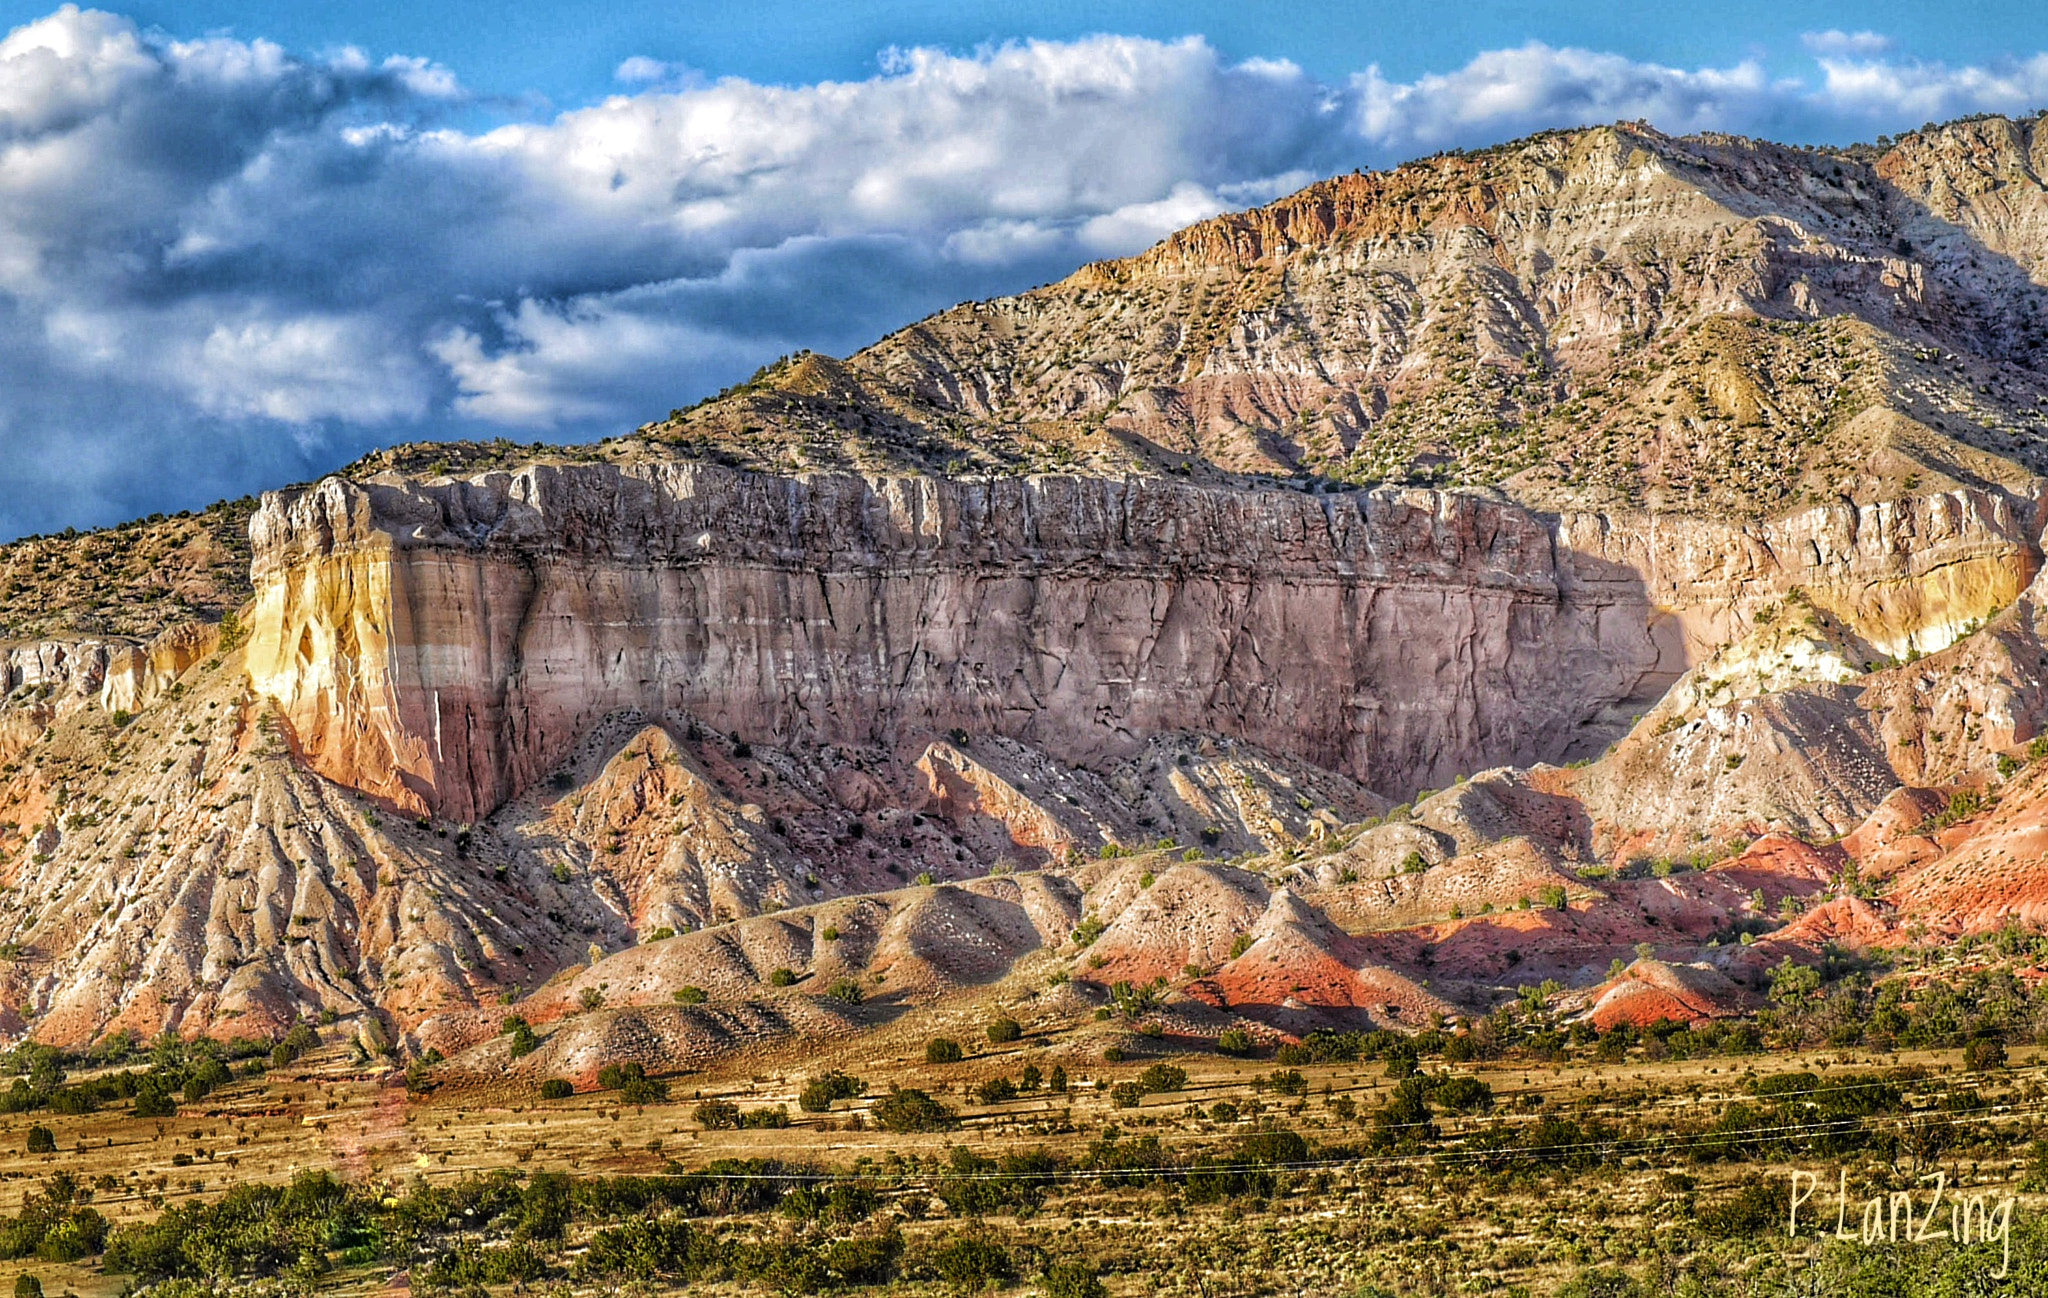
xmin=244 ymin=462 xmax=2040 ymax=823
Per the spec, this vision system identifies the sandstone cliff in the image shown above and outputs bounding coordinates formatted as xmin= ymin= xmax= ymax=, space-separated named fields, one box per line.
xmin=241 ymin=462 xmax=2039 ymax=827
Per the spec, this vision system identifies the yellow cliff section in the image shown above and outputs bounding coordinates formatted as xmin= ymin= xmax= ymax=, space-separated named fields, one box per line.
xmin=243 ymin=539 xmax=434 ymax=816
xmin=1802 ymin=551 xmax=2038 ymax=660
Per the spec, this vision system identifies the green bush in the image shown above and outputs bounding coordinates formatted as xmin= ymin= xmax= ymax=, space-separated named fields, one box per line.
xmin=1964 ymin=1035 xmax=2008 ymax=1071
xmin=673 ymin=986 xmax=707 ymax=1005
xmin=24 ymin=1127 xmax=52 ymax=1155
xmin=503 ymin=1016 xmax=538 ymax=1059
xmin=693 ymin=1100 xmax=742 ymax=1130
xmin=974 ymin=1076 xmax=1019 ymax=1105
xmin=1216 ymin=1027 xmax=1255 ymax=1057
xmin=538 ymin=1079 xmax=573 ymax=1100
xmin=1042 ymin=1261 xmax=1107 ymax=1298
xmin=596 ymin=1062 xmax=669 ymax=1104
xmin=922 ymin=1233 xmax=1012 ymax=1287
xmin=823 ymin=978 xmax=865 ymax=1005
xmin=873 ymin=1088 xmax=957 ymax=1132
xmin=131 ymin=1080 xmax=176 ymax=1118
xmin=1136 ymin=1063 xmax=1186 ymax=1093
xmin=767 ymin=968 xmax=798 ymax=988
xmin=986 ymin=1016 xmax=1022 ymax=1044
xmin=925 ymin=1037 xmax=963 ymax=1065
xmin=1433 ymin=1075 xmax=1495 ymax=1113
xmin=798 ymin=1071 xmax=865 ymax=1113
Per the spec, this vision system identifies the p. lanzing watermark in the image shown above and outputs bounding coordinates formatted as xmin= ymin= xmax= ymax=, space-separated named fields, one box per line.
xmin=1786 ymin=1168 xmax=2017 ymax=1277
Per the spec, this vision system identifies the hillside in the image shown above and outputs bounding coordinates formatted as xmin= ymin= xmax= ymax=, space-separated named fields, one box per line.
xmin=645 ymin=117 xmax=2048 ymax=519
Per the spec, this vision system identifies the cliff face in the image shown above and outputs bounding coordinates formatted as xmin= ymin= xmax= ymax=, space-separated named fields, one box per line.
xmin=243 ymin=461 xmax=2038 ymax=825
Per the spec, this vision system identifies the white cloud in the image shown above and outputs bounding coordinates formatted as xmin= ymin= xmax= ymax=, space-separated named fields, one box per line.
xmin=614 ymin=55 xmax=669 ymax=84
xmin=1814 ymin=52 xmax=2048 ymax=123
xmin=3 ymin=6 xmax=2048 ymax=536
xmin=1350 ymin=43 xmax=1781 ymax=153
xmin=1804 ymin=30 xmax=1895 ymax=58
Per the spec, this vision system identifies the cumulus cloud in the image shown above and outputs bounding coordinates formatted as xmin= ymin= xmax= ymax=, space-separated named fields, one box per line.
xmin=1804 ymin=30 xmax=1895 ymax=58
xmin=2 ymin=6 xmax=2048 ymax=537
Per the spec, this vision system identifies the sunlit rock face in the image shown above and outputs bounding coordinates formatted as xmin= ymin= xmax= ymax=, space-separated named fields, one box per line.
xmin=243 ymin=460 xmax=2035 ymax=826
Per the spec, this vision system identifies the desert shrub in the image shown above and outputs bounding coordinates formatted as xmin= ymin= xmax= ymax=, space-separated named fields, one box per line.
xmin=918 ymin=1233 xmax=1013 ymax=1288
xmin=1109 ymin=1082 xmax=1144 ymax=1108
xmin=539 ymin=1079 xmax=573 ymax=1100
xmin=823 ymin=978 xmax=865 ymax=1005
xmin=986 ymin=1016 xmax=1022 ymax=1044
xmin=131 ymin=1080 xmax=176 ymax=1119
xmin=925 ymin=1038 xmax=963 ymax=1065
xmin=1964 ymin=1035 xmax=2009 ymax=1071
xmin=767 ymin=969 xmax=797 ymax=988
xmin=975 ymin=1077 xmax=1019 ymax=1105
xmin=740 ymin=1105 xmax=789 ymax=1129
xmin=1555 ymin=1267 xmax=1650 ymax=1298
xmin=503 ymin=1016 xmax=539 ymax=1059
xmin=1372 ymin=1076 xmax=1435 ymax=1147
xmin=873 ymin=1088 xmax=957 ymax=1133
xmin=23 ymin=1128 xmax=52 ymax=1155
xmin=693 ymin=1100 xmax=742 ymax=1130
xmin=1109 ymin=978 xmax=1166 ymax=1018
xmin=595 ymin=1062 xmax=668 ymax=1104
xmin=798 ymin=1072 xmax=865 ymax=1113
xmin=1265 ymin=1069 xmax=1308 ymax=1097
xmin=1216 ymin=1027 xmax=1255 ymax=1057
xmin=1274 ymin=1043 xmax=1312 ymax=1066
xmin=1041 ymin=1260 xmax=1107 ymax=1298
xmin=1432 ymin=1075 xmax=1495 ymax=1113
xmin=578 ymin=987 xmax=606 ymax=1011
xmin=1238 ymin=1127 xmax=1309 ymax=1165
xmin=1137 ymin=1063 xmax=1186 ymax=1094
xmin=595 ymin=1062 xmax=635 ymax=1089
xmin=673 ymin=986 xmax=707 ymax=1005
xmin=778 ymin=1180 xmax=883 ymax=1226
xmin=1102 ymin=1046 xmax=1125 ymax=1064
xmin=1698 ymin=1178 xmax=1791 ymax=1238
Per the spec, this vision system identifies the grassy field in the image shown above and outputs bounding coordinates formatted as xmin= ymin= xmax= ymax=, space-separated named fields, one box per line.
xmin=0 ymin=1026 xmax=2039 ymax=1297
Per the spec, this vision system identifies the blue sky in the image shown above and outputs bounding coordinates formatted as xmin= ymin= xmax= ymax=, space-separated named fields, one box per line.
xmin=74 ymin=1 xmax=2048 ymax=110
xmin=0 ymin=2 xmax=2045 ymax=539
